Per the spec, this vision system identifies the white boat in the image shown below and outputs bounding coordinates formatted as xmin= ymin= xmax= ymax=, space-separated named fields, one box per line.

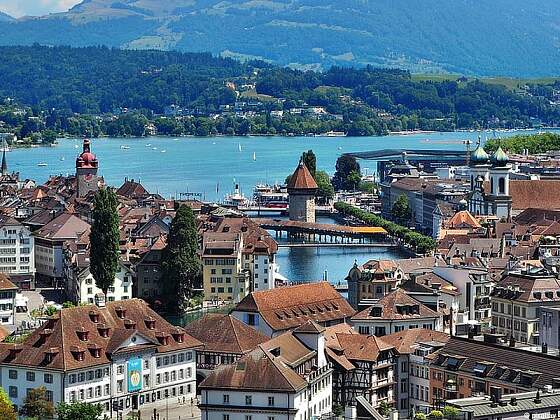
xmin=161 ymin=150 xmax=166 ymax=153
xmin=37 ymin=162 xmax=48 ymax=167
xmin=152 ymin=147 xmax=158 ymax=151
xmin=120 ymin=145 xmax=130 ymax=150
xmin=223 ymin=184 xmax=252 ymax=207
xmin=74 ymin=144 xmax=79 ymax=149
xmin=59 ymin=156 xmax=65 ymax=161
xmin=253 ymin=152 xmax=256 ymax=161
xmin=145 ymin=143 xmax=152 ymax=147
xmin=238 ymin=143 xmax=242 ymax=152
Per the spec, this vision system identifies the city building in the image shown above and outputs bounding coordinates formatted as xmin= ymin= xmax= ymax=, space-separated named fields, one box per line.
xmin=346 ymin=259 xmax=405 ymax=309
xmin=134 ymin=236 xmax=165 ymax=300
xmin=76 ymin=139 xmax=100 ymax=198
xmin=541 ymin=306 xmax=560 ymax=350
xmin=287 ymin=160 xmax=318 ymax=223
xmin=383 ymin=329 xmax=449 ymax=417
xmin=183 ymin=313 xmax=269 ymax=384
xmin=0 ymin=298 xmax=202 ymax=417
xmin=324 ymin=323 xmax=395 ymax=416
xmin=0 ymin=214 xmax=35 ymax=289
xmin=199 ymin=321 xmax=333 ymax=419
xmin=34 ymin=212 xmax=90 ymax=285
xmin=428 ymin=336 xmax=560 ymax=406
xmin=448 ymin=388 xmax=560 ymax=420
xmin=351 ymin=289 xmax=443 ymax=337
xmin=0 ymin=274 xmax=17 ymax=325
xmin=491 ymin=270 xmax=560 ymax=345
xmin=231 ymin=282 xmax=356 ymax=337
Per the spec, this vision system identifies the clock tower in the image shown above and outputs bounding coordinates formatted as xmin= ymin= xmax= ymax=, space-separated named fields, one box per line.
xmin=76 ymin=139 xmax=99 ymax=198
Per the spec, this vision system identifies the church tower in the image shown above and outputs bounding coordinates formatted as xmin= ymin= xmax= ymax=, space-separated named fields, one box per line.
xmin=287 ymin=160 xmax=318 ymax=223
xmin=488 ymin=146 xmax=512 ymax=221
xmin=76 ymin=139 xmax=99 ymax=198
xmin=468 ymin=138 xmax=491 ymax=216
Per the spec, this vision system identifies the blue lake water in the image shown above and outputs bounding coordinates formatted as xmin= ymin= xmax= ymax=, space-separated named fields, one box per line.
xmin=8 ymin=129 xmax=552 ymax=283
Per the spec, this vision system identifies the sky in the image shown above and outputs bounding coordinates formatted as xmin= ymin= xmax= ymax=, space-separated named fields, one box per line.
xmin=0 ymin=0 xmax=81 ymax=18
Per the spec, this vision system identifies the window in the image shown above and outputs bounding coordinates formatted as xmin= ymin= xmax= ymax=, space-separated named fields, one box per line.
xmin=8 ymin=370 xmax=17 ymax=379
xmin=9 ymin=386 xmax=17 ymax=398
xmin=117 ymin=365 xmax=124 ymax=374
xmin=268 ymin=396 xmax=275 ymax=406
xmin=26 ymin=371 xmax=35 ymax=382
xmin=223 ymin=416 xmax=230 ymax=420
xmin=223 ymin=394 xmax=230 ymax=404
xmin=358 ymin=326 xmax=369 ymax=335
xmin=245 ymin=395 xmax=252 ymax=405
xmin=117 ymin=380 xmax=124 ymax=393
xmin=245 ymin=416 xmax=252 ymax=420
xmin=44 ymin=374 xmax=53 ymax=384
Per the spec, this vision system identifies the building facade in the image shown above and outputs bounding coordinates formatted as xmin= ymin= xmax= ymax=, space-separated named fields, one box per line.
xmin=0 ymin=215 xmax=35 ymax=289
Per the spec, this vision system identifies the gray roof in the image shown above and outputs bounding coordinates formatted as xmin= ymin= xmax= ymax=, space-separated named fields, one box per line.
xmin=448 ymin=390 xmax=560 ymax=418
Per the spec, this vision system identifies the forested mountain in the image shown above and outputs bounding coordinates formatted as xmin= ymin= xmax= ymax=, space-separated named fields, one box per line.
xmin=0 ymin=45 xmax=559 ymax=134
xmin=0 ymin=0 xmax=558 ymax=77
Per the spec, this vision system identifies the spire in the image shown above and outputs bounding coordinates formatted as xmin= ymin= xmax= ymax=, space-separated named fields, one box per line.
xmin=1 ymin=138 xmax=8 ymax=176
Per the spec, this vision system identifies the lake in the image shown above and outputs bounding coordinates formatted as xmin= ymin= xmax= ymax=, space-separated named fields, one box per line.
xmin=8 ymin=129 xmax=551 ymax=286
xmin=7 ymin=130 xmax=548 ymax=201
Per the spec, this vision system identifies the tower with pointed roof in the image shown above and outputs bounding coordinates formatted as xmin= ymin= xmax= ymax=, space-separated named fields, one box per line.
xmin=76 ymin=139 xmax=99 ymax=198
xmin=287 ymin=160 xmax=318 ymax=223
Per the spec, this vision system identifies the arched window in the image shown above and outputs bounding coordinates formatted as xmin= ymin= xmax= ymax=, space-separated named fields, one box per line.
xmin=499 ymin=177 xmax=505 ymax=194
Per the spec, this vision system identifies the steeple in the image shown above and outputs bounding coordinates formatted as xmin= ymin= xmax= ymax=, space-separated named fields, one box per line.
xmin=1 ymin=138 xmax=8 ymax=176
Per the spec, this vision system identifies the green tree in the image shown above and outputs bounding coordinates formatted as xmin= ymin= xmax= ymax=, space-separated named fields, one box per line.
xmin=57 ymin=402 xmax=103 ymax=420
xmin=443 ymin=406 xmax=460 ymax=420
xmin=0 ymin=388 xmax=16 ymax=420
xmin=20 ymin=387 xmax=54 ymax=419
xmin=160 ymin=205 xmax=201 ymax=313
xmin=44 ymin=306 xmax=58 ymax=316
xmin=333 ymin=155 xmax=361 ymax=190
xmin=347 ymin=170 xmax=362 ymax=191
xmin=392 ymin=194 xmax=412 ymax=225
xmin=301 ymin=150 xmax=317 ymax=178
xmin=90 ymin=188 xmax=120 ymax=297
xmin=415 ymin=413 xmax=427 ymax=420
xmin=429 ymin=410 xmax=444 ymax=419
xmin=378 ymin=400 xmax=391 ymax=416
xmin=315 ymin=170 xmax=334 ymax=202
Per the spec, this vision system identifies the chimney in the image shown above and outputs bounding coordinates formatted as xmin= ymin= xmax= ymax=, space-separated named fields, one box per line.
xmin=534 ymin=390 xmax=542 ymax=404
xmin=95 ymin=293 xmax=106 ymax=308
xmin=542 ymin=342 xmax=548 ymax=354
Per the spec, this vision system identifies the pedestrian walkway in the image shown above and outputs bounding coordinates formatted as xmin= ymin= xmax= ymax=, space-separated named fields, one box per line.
xmin=134 ymin=397 xmax=201 ymax=420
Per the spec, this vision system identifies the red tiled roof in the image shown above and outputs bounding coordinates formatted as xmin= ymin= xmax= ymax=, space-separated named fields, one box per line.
xmin=382 ymin=329 xmax=449 ymax=355
xmin=34 ymin=212 xmax=90 ymax=240
xmin=287 ymin=162 xmax=318 ymax=191
xmin=0 ymin=299 xmax=202 ymax=371
xmin=234 ymin=282 xmax=355 ymax=332
xmin=510 ymin=180 xmax=560 ymax=210
xmin=0 ymin=274 xmax=17 ymax=290
xmin=184 ymin=314 xmax=269 ymax=354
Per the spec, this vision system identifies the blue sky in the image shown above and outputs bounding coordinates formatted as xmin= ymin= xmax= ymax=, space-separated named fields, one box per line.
xmin=0 ymin=0 xmax=81 ymax=18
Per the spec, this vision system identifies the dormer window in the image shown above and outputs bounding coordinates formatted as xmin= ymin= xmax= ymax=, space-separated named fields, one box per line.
xmin=97 ymin=324 xmax=110 ymax=338
xmin=44 ymin=347 xmax=60 ymax=364
xmin=171 ymin=329 xmax=184 ymax=343
xmin=70 ymin=346 xmax=85 ymax=362
xmin=8 ymin=345 xmax=23 ymax=361
xmin=124 ymin=319 xmax=136 ymax=330
xmin=88 ymin=344 xmax=102 ymax=359
xmin=115 ymin=306 xmax=126 ymax=319
xmin=370 ymin=306 xmax=382 ymax=317
xmin=76 ymin=327 xmax=89 ymax=342
xmin=89 ymin=310 xmax=100 ymax=323
xmin=144 ymin=317 xmax=156 ymax=330
xmin=39 ymin=329 xmax=53 ymax=344
xmin=156 ymin=332 xmax=169 ymax=346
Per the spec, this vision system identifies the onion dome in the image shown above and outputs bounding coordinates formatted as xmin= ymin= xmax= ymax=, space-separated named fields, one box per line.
xmin=470 ymin=144 xmax=490 ymax=165
xmin=491 ymin=146 xmax=509 ymax=167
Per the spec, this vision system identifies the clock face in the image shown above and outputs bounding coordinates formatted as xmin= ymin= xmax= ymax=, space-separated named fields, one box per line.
xmin=130 ymin=371 xmax=141 ymax=387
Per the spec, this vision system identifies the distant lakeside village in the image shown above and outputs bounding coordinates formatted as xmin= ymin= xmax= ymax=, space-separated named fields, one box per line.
xmin=2 ymin=132 xmax=560 ymax=420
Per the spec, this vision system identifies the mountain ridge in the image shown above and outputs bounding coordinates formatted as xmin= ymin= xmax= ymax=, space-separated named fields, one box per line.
xmin=0 ymin=0 xmax=558 ymax=77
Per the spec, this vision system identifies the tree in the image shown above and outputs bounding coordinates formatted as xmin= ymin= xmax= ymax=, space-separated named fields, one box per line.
xmin=315 ymin=170 xmax=334 ymax=202
xmin=333 ymin=155 xmax=360 ymax=190
xmin=378 ymin=400 xmax=391 ymax=416
xmin=57 ymin=402 xmax=103 ymax=420
xmin=443 ymin=406 xmax=460 ymax=420
xmin=347 ymin=170 xmax=362 ymax=191
xmin=392 ymin=194 xmax=412 ymax=225
xmin=20 ymin=387 xmax=54 ymax=419
xmin=301 ymin=150 xmax=316 ymax=178
xmin=160 ymin=205 xmax=201 ymax=313
xmin=90 ymin=188 xmax=120 ymax=297
xmin=0 ymin=388 xmax=16 ymax=420
xmin=429 ymin=410 xmax=443 ymax=420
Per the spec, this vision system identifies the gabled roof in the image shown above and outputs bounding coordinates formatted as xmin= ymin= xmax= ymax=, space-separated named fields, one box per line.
xmin=287 ymin=161 xmax=318 ymax=191
xmin=0 ymin=214 xmax=21 ymax=227
xmin=199 ymin=346 xmax=307 ymax=392
xmin=510 ymin=180 xmax=560 ymax=211
xmin=0 ymin=299 xmax=202 ymax=371
xmin=0 ymin=274 xmax=17 ymax=291
xmin=382 ymin=329 xmax=450 ymax=355
xmin=234 ymin=282 xmax=355 ymax=332
xmin=448 ymin=210 xmax=481 ymax=229
xmin=352 ymin=288 xmax=440 ymax=321
xmin=34 ymin=212 xmax=90 ymax=240
xmin=117 ymin=179 xmax=148 ymax=199
xmin=184 ymin=314 xmax=269 ymax=354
